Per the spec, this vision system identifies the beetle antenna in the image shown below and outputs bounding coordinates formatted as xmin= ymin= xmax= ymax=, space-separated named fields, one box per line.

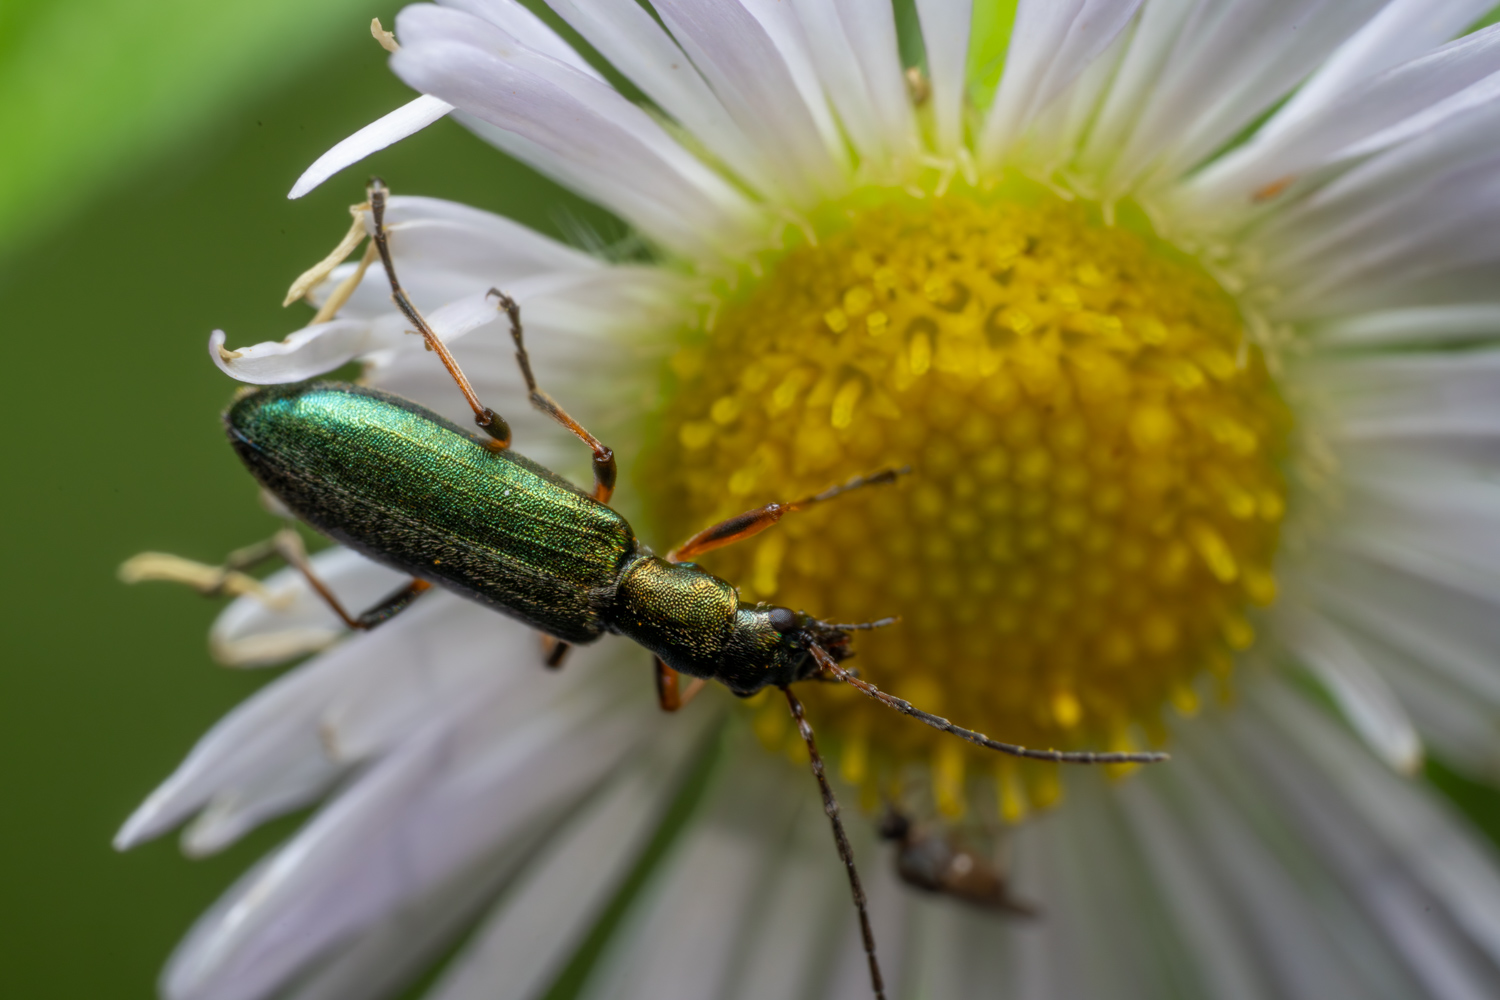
xmin=806 ymin=644 xmax=1170 ymax=765
xmin=818 ymin=616 xmax=900 ymax=632
xmin=799 ymin=465 xmax=911 ymax=505
xmin=783 ymin=686 xmax=886 ymax=1000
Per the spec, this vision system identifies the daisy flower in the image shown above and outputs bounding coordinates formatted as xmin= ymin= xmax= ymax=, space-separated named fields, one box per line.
xmin=120 ymin=1 xmax=1500 ymax=998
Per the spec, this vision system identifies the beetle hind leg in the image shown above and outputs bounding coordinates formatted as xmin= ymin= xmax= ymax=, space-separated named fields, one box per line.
xmin=540 ymin=635 xmax=572 ymax=669
xmin=120 ymin=527 xmax=431 ymax=633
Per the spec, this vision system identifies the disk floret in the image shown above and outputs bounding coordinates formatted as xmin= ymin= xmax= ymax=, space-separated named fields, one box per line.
xmin=649 ymin=182 xmax=1290 ymax=822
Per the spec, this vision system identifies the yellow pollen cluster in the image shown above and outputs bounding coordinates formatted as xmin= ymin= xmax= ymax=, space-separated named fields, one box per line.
xmin=644 ymin=185 xmax=1290 ymax=823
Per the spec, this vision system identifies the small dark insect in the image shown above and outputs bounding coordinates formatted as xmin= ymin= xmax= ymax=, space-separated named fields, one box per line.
xmin=878 ymin=808 xmax=1038 ymax=917
xmin=151 ymin=179 xmax=1168 ymax=1000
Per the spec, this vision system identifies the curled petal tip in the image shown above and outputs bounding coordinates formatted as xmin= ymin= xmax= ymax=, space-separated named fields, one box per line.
xmin=209 ymin=330 xmax=240 ymax=378
xmin=287 ymin=95 xmax=453 ymax=199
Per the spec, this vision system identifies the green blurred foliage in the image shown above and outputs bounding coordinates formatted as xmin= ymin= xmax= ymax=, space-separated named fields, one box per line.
xmin=0 ymin=0 xmax=372 ymax=255
xmin=7 ymin=3 xmax=1500 ymax=1000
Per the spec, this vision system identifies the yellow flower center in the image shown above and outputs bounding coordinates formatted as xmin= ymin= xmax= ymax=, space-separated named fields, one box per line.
xmin=642 ymin=182 xmax=1290 ymax=822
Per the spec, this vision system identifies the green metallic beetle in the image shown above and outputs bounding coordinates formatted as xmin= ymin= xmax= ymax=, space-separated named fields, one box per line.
xmin=201 ymin=180 xmax=1167 ymax=1000
xmin=226 ymin=379 xmax=881 ymax=699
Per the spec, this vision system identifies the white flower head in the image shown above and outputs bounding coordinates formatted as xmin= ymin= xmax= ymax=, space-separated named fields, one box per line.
xmin=122 ymin=2 xmax=1500 ymax=999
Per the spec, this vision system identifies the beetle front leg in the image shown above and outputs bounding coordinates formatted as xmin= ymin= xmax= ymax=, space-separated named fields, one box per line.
xmin=488 ymin=289 xmax=617 ymax=503
xmin=666 ymin=467 xmax=909 ymax=563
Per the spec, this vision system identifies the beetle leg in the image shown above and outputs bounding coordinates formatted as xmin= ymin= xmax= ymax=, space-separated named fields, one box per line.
xmin=368 ymin=178 xmax=513 ymax=448
xmin=122 ymin=528 xmax=430 ymax=631
xmin=268 ymin=528 xmax=430 ymax=632
xmin=666 ymin=466 xmax=909 ymax=563
xmin=352 ymin=578 xmax=432 ymax=629
xmin=486 ymin=288 xmax=618 ymax=504
xmin=540 ymin=635 xmax=572 ymax=670
xmin=807 ymin=642 xmax=1170 ymax=765
xmin=653 ymin=658 xmax=707 ymax=712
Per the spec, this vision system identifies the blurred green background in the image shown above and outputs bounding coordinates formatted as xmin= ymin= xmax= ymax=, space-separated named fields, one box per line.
xmin=5 ymin=2 xmax=1500 ymax=999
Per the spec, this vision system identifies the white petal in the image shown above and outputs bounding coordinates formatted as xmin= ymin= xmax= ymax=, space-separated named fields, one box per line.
xmin=288 ymin=95 xmax=454 ymax=200
xmin=164 ymin=724 xmax=457 ymax=1000
xmin=544 ymin=0 xmax=783 ymax=199
xmin=819 ymin=828 xmax=909 ymax=1000
xmin=296 ymin=194 xmax=608 ymax=332
xmin=209 ymin=548 xmax=408 ymax=667
xmin=793 ymin=0 xmax=915 ymax=173
xmin=424 ymin=291 xmax=505 ymax=342
xmin=1073 ymin=0 xmax=1195 ymax=185
xmin=651 ymin=0 xmax=849 ymax=205
xmin=1256 ymin=0 xmax=1496 ymax=144
xmin=1300 ymin=546 xmax=1500 ymax=706
xmin=392 ymin=5 xmax=763 ymax=256
xmin=209 ymin=323 xmax=387 ymax=385
xmin=1268 ymin=166 xmax=1500 ymax=317
xmin=116 ymin=597 xmax=475 ymax=850
xmin=722 ymin=799 xmax=846 ymax=1000
xmin=1255 ymin=94 xmax=1500 ymax=268
xmin=368 ymin=194 xmax=601 ymax=276
xmin=428 ymin=714 xmax=716 ymax=1000
xmin=916 ymin=0 xmax=974 ymax=155
xmin=280 ymin=838 xmax=540 ymax=1000
xmin=1251 ymin=680 xmax=1500 ymax=975
xmin=577 ymin=744 xmax=801 ymax=1000
xmin=1380 ymin=655 xmax=1500 ymax=779
xmin=1297 ymin=586 xmax=1500 ymax=775
xmin=1103 ymin=0 xmax=1390 ymax=197
xmin=1167 ymin=719 xmax=1432 ymax=996
xmin=1009 ymin=813 xmax=1074 ymax=996
xmin=181 ymin=751 xmax=344 ymax=859
xmin=1025 ymin=17 xmax=1132 ymax=176
xmin=1312 ymin=304 xmax=1500 ymax=348
xmin=825 ymin=0 xmax=917 ymax=167
xmin=1313 ymin=349 xmax=1500 ymax=440
xmin=439 ymin=0 xmax=604 ymax=78
xmin=1049 ymin=776 xmax=1181 ymax=999
xmin=978 ymin=0 xmax=1144 ymax=169
xmin=1185 ymin=12 xmax=1500 ymax=210
xmin=165 ymin=662 xmax=655 ymax=1000
xmin=1116 ymin=779 xmax=1273 ymax=1000
xmin=1278 ymin=606 xmax=1424 ymax=774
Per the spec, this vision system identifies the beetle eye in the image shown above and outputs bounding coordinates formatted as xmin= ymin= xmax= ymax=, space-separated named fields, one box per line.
xmin=767 ymin=607 xmax=799 ymax=634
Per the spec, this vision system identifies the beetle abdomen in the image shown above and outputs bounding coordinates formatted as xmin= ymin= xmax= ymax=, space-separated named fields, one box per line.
xmin=226 ymin=382 xmax=635 ymax=642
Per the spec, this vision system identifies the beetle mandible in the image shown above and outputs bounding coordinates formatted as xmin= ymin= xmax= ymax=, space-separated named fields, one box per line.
xmin=170 ymin=179 xmax=1170 ymax=1000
